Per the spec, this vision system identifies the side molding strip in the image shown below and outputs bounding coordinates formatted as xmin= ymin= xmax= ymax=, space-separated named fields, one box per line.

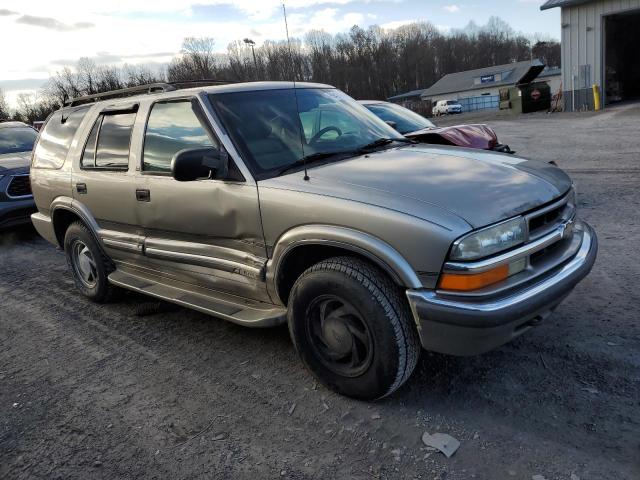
xmin=145 ymin=247 xmax=264 ymax=279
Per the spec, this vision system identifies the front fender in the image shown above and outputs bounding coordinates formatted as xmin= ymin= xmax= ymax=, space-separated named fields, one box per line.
xmin=266 ymin=224 xmax=423 ymax=304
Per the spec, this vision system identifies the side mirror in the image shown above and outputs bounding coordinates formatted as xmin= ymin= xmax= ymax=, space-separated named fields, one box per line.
xmin=384 ymin=120 xmax=398 ymax=131
xmin=171 ymin=147 xmax=229 ymax=182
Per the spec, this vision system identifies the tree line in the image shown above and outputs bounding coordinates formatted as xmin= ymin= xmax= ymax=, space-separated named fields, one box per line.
xmin=1 ymin=17 xmax=560 ymax=124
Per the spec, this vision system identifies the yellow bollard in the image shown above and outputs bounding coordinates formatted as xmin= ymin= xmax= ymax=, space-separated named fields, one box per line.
xmin=592 ymin=84 xmax=601 ymax=111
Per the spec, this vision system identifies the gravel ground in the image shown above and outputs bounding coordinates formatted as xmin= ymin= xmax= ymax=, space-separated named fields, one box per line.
xmin=1 ymin=104 xmax=639 ymax=480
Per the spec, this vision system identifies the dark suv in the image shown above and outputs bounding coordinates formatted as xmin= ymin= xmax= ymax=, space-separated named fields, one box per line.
xmin=0 ymin=122 xmax=38 ymax=229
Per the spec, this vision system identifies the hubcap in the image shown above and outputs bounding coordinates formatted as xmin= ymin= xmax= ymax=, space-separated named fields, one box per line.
xmin=71 ymin=241 xmax=98 ymax=288
xmin=306 ymin=295 xmax=373 ymax=377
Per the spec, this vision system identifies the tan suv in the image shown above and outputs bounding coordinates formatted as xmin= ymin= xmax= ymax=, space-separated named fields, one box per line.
xmin=30 ymin=82 xmax=597 ymax=399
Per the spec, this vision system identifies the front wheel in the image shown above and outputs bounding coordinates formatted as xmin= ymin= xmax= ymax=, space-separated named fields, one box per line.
xmin=288 ymin=256 xmax=420 ymax=400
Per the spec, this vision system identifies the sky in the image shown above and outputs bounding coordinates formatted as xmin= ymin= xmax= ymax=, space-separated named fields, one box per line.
xmin=0 ymin=0 xmax=559 ymax=109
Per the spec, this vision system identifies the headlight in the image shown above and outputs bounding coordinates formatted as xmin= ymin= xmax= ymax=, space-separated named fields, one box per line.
xmin=450 ymin=216 xmax=526 ymax=261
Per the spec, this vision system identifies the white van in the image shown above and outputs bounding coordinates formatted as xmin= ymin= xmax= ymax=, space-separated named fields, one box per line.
xmin=433 ymin=100 xmax=463 ymax=116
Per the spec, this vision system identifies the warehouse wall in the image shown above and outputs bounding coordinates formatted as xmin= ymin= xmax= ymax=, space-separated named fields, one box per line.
xmin=428 ymin=87 xmax=502 ymax=104
xmin=561 ymin=0 xmax=640 ymax=110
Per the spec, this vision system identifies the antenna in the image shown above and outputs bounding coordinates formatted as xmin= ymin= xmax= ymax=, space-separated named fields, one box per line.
xmin=282 ymin=2 xmax=309 ymax=181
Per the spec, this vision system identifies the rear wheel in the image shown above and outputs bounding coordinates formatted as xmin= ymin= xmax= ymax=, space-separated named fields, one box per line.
xmin=64 ymin=222 xmax=115 ymax=303
xmin=288 ymin=256 xmax=420 ymax=400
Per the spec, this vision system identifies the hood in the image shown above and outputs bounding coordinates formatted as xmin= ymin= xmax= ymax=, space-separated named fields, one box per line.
xmin=265 ymin=145 xmax=571 ymax=229
xmin=0 ymin=151 xmax=32 ymax=173
xmin=406 ymin=124 xmax=498 ymax=150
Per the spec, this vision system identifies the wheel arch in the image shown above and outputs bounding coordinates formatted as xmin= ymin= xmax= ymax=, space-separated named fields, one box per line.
xmin=267 ymin=225 xmax=422 ymax=305
xmin=50 ymin=197 xmax=103 ymax=250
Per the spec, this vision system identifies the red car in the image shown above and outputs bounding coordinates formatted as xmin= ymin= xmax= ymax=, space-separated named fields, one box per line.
xmin=360 ymin=100 xmax=514 ymax=153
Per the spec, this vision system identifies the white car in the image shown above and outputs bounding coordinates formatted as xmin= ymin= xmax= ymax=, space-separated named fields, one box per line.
xmin=433 ymin=100 xmax=463 ymax=116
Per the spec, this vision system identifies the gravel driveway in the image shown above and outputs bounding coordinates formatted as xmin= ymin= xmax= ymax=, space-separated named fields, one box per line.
xmin=1 ymin=104 xmax=639 ymax=479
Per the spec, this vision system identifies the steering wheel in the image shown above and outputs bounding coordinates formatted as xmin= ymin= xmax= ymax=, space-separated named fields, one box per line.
xmin=309 ymin=126 xmax=342 ymax=145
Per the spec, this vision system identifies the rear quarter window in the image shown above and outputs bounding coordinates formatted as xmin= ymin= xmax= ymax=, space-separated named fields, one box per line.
xmin=32 ymin=106 xmax=91 ymax=169
xmin=81 ymin=111 xmax=136 ymax=171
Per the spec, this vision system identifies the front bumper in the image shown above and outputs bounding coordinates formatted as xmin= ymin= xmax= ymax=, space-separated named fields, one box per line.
xmin=0 ymin=198 xmax=37 ymax=229
xmin=406 ymin=221 xmax=598 ymax=356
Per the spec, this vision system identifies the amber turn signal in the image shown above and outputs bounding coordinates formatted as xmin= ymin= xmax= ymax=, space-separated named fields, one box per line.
xmin=438 ymin=264 xmax=510 ymax=291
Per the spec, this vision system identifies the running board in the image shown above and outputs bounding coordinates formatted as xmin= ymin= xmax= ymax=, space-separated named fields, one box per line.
xmin=108 ymin=269 xmax=286 ymax=327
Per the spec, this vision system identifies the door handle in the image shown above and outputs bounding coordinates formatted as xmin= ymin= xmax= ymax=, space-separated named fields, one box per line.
xmin=76 ymin=183 xmax=87 ymax=194
xmin=136 ymin=189 xmax=151 ymax=202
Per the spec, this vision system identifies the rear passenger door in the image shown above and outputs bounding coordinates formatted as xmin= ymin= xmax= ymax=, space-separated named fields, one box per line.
xmin=133 ymin=97 xmax=268 ymax=302
xmin=72 ymin=104 xmax=144 ymax=261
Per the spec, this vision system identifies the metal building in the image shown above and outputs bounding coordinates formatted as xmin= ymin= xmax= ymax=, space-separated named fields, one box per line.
xmin=542 ymin=0 xmax=640 ymax=110
xmin=388 ymin=60 xmax=549 ymax=114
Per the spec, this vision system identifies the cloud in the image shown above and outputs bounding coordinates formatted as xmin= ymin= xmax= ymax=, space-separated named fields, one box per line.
xmin=443 ymin=4 xmax=460 ymax=13
xmin=15 ymin=15 xmax=95 ymax=31
xmin=0 ymin=78 xmax=49 ymax=90
xmin=51 ymin=51 xmax=176 ymax=66
xmin=0 ymin=9 xmax=19 ymax=16
xmin=380 ymin=20 xmax=414 ymax=30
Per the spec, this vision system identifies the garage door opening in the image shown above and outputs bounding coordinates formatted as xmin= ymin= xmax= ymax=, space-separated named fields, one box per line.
xmin=605 ymin=10 xmax=640 ymax=105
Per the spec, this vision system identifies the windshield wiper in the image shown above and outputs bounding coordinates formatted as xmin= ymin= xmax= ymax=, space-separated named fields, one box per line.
xmin=357 ymin=137 xmax=415 ymax=152
xmin=276 ymin=151 xmax=353 ymax=177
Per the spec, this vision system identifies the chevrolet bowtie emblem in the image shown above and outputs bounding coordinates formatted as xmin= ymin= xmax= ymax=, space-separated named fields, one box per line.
xmin=561 ymin=219 xmax=575 ymax=239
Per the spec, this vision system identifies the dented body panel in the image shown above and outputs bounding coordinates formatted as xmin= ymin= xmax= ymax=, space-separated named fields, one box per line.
xmin=406 ymin=124 xmax=499 ymax=150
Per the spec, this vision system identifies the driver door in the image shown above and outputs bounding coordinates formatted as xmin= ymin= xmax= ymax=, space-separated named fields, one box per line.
xmin=132 ymin=97 xmax=270 ymax=302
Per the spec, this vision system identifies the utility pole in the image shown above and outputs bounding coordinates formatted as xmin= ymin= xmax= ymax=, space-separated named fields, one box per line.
xmin=243 ymin=38 xmax=258 ymax=79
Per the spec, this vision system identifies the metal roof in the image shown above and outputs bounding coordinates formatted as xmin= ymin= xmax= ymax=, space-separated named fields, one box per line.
xmin=387 ymin=88 xmax=430 ymax=102
xmin=414 ymin=59 xmax=545 ymax=100
xmin=540 ymin=0 xmax=594 ymax=11
xmin=538 ymin=67 xmax=562 ymax=78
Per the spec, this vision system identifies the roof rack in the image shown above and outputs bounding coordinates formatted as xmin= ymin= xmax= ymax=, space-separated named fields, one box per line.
xmin=64 ymin=83 xmax=176 ymax=107
xmin=169 ymin=79 xmax=236 ymax=89
xmin=63 ymin=79 xmax=236 ymax=107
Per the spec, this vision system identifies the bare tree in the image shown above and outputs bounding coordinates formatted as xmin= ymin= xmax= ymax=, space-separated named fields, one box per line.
xmin=168 ymin=37 xmax=221 ymax=81
xmin=28 ymin=16 xmax=550 ymax=115
xmin=532 ymin=40 xmax=561 ymax=68
xmin=0 ymin=89 xmax=10 ymax=121
xmin=14 ymin=93 xmax=58 ymax=124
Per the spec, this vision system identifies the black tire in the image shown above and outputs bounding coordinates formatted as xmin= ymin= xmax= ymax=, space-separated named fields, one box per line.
xmin=288 ymin=256 xmax=420 ymax=400
xmin=63 ymin=221 xmax=115 ymax=303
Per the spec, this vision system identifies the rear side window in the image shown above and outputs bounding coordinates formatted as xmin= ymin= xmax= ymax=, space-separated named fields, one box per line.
xmin=81 ymin=112 xmax=136 ymax=170
xmin=142 ymin=100 xmax=216 ymax=173
xmin=32 ymin=106 xmax=90 ymax=169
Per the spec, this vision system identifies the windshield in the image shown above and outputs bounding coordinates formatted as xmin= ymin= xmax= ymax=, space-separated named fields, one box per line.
xmin=210 ymin=88 xmax=404 ymax=179
xmin=365 ymin=103 xmax=435 ymax=134
xmin=0 ymin=127 xmax=38 ymax=155
xmin=447 ymin=101 xmax=461 ymax=106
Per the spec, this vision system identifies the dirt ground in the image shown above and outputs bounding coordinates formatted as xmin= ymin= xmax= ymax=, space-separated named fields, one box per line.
xmin=1 ymin=104 xmax=639 ymax=480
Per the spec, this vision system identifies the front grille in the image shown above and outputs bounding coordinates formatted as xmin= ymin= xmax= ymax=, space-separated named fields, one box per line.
xmin=525 ymin=190 xmax=576 ymax=268
xmin=529 ymin=239 xmax=565 ymax=266
xmin=529 ymin=205 xmax=563 ymax=234
xmin=526 ymin=192 xmax=575 ymax=241
xmin=6 ymin=175 xmax=32 ymax=198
